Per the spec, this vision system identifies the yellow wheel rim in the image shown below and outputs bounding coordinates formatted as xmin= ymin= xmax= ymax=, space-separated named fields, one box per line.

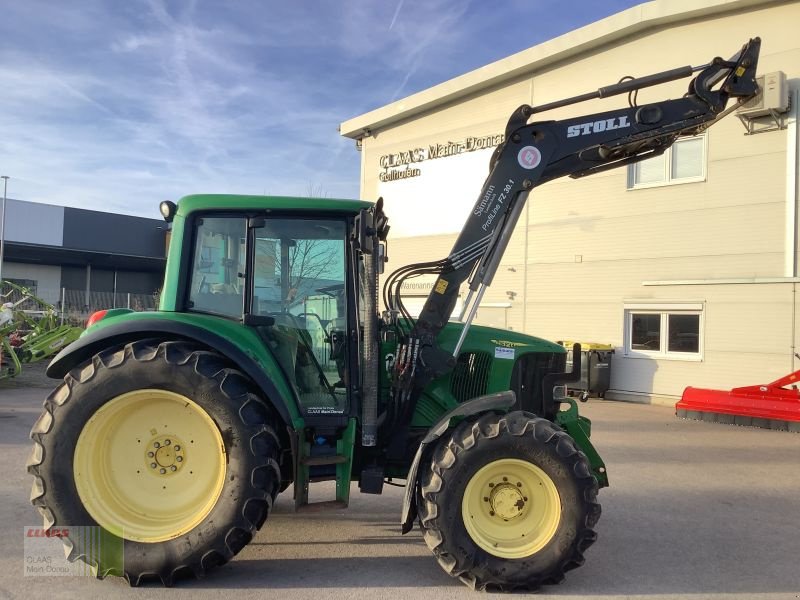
xmin=462 ymin=458 xmax=561 ymax=559
xmin=74 ymin=389 xmax=226 ymax=543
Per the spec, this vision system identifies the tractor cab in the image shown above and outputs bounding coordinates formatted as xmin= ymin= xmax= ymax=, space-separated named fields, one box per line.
xmin=169 ymin=198 xmax=370 ymax=423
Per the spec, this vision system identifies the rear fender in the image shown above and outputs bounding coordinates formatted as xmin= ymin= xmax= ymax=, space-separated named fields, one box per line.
xmin=400 ymin=390 xmax=516 ymax=533
xmin=46 ymin=314 xmax=300 ymax=426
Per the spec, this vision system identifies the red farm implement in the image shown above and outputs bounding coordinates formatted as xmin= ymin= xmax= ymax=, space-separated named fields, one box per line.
xmin=676 ymin=365 xmax=800 ymax=432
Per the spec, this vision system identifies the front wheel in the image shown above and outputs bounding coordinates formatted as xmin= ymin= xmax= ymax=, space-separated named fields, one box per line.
xmin=418 ymin=411 xmax=601 ymax=591
xmin=27 ymin=340 xmax=282 ymax=585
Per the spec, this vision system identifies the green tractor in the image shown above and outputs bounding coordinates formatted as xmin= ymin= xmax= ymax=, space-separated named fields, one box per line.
xmin=27 ymin=39 xmax=760 ymax=590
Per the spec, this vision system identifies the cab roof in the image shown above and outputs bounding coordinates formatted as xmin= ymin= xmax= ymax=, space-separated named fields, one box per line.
xmin=176 ymin=194 xmax=373 ymax=217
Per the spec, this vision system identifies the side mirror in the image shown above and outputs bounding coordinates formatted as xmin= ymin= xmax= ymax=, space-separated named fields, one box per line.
xmin=353 ymin=208 xmax=375 ymax=254
xmin=377 ymin=243 xmax=386 ymax=275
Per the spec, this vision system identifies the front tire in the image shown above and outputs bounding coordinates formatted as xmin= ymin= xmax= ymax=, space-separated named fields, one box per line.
xmin=418 ymin=411 xmax=600 ymax=591
xmin=27 ymin=340 xmax=282 ymax=585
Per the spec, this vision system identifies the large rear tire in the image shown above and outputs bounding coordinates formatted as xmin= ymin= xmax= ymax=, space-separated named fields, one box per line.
xmin=27 ymin=340 xmax=282 ymax=585
xmin=418 ymin=411 xmax=600 ymax=591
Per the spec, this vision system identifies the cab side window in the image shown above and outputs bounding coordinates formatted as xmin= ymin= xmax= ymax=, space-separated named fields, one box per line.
xmin=187 ymin=217 xmax=246 ymax=318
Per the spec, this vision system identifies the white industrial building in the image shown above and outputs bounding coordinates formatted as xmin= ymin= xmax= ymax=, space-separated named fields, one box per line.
xmin=340 ymin=0 xmax=799 ymax=404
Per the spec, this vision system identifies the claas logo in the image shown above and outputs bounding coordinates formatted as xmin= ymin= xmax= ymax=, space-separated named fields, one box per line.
xmin=26 ymin=528 xmax=70 ymax=538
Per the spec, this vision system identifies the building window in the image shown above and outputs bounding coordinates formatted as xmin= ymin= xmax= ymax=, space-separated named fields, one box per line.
xmin=624 ymin=303 xmax=703 ymax=360
xmin=627 ymin=135 xmax=706 ymax=188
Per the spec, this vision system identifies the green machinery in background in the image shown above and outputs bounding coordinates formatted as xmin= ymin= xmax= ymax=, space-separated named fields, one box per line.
xmin=0 ymin=281 xmax=83 ymax=380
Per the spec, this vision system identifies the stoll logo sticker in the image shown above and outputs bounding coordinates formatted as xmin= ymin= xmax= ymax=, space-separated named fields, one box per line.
xmin=23 ymin=525 xmax=124 ymax=576
xmin=517 ymin=146 xmax=541 ymax=170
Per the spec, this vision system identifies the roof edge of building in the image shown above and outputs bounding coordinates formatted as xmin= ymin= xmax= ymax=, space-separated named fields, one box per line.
xmin=339 ymin=0 xmax=777 ymax=138
xmin=10 ymin=197 xmax=163 ymax=222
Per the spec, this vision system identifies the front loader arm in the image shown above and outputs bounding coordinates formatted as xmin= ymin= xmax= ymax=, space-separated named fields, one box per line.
xmin=386 ymin=38 xmax=761 ymax=426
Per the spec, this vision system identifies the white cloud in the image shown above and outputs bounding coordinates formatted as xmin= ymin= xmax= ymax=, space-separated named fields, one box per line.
xmin=0 ymin=0 xmax=644 ymax=217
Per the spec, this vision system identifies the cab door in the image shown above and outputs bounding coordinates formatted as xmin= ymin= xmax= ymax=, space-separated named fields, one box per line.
xmin=248 ymin=217 xmax=352 ymax=417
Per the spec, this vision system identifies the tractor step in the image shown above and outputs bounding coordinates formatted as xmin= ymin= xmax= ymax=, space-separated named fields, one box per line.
xmin=300 ymin=454 xmax=347 ymax=466
xmin=293 ymin=500 xmax=348 ymax=513
xmin=293 ymin=419 xmax=357 ymax=512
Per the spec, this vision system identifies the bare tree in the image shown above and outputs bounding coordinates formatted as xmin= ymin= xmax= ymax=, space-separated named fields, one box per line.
xmin=255 ymin=235 xmax=340 ymax=306
xmin=306 ymin=182 xmax=329 ymax=198
xmin=285 ymin=239 xmax=339 ymax=304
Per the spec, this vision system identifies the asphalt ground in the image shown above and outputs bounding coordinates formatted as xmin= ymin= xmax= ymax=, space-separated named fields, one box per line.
xmin=1 ymin=368 xmax=799 ymax=600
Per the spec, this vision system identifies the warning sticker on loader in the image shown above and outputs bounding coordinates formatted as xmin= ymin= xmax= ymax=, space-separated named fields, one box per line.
xmin=494 ymin=347 xmax=515 ymax=360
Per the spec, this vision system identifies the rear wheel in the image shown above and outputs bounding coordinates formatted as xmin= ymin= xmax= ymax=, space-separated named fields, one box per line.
xmin=27 ymin=340 xmax=282 ymax=585
xmin=418 ymin=411 xmax=600 ymax=591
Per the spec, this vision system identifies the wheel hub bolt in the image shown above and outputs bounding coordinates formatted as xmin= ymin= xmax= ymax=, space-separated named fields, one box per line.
xmin=145 ymin=434 xmax=186 ymax=476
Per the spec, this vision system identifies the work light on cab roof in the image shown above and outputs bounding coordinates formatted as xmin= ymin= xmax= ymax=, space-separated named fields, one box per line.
xmin=159 ymin=200 xmax=176 ymax=222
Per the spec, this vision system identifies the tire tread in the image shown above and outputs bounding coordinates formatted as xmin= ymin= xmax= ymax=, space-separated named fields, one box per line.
xmin=27 ymin=340 xmax=281 ymax=586
xmin=418 ymin=411 xmax=601 ymax=592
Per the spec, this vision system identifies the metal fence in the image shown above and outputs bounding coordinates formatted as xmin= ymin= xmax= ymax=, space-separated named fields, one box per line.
xmin=1 ymin=282 xmax=160 ymax=327
xmin=61 ymin=289 xmax=159 ymax=313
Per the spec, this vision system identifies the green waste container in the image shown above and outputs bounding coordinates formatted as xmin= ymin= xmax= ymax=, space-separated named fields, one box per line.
xmin=558 ymin=341 xmax=614 ymax=398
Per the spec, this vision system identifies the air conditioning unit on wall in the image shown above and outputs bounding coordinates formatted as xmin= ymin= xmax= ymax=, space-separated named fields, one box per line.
xmin=736 ymin=71 xmax=790 ymax=134
xmin=737 ymin=71 xmax=789 ymax=117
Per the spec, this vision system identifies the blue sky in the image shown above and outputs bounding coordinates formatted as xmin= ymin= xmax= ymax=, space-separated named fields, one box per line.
xmin=0 ymin=0 xmax=643 ymax=218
